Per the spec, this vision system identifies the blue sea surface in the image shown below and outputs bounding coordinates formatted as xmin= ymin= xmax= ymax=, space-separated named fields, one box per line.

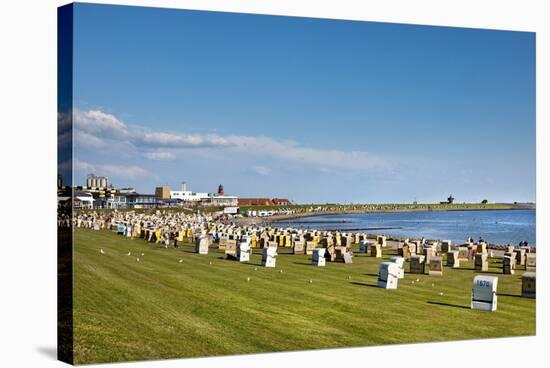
xmin=274 ymin=209 xmax=536 ymax=246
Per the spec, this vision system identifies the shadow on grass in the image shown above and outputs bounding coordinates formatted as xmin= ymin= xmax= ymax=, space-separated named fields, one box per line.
xmin=497 ymin=293 xmax=523 ymax=298
xmin=239 ymin=262 xmax=262 ymax=267
xmin=364 ymin=273 xmax=379 ymax=277
xmin=450 ymin=267 xmax=505 ymax=276
xmin=350 ymin=281 xmax=379 ymax=288
xmin=427 ymin=301 xmax=470 ymax=310
xmin=293 ymin=262 xmax=314 ymax=266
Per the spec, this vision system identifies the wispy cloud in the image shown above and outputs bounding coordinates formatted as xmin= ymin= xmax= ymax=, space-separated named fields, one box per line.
xmin=143 ymin=151 xmax=176 ymax=161
xmin=75 ymin=130 xmax=107 ymax=148
xmin=250 ymin=165 xmax=270 ymax=176
xmin=101 ymin=164 xmax=150 ymax=179
xmin=74 ymin=109 xmax=128 ymax=138
xmin=74 ymin=159 xmax=96 ymax=172
xmin=74 ymin=159 xmax=153 ymax=180
xmin=73 ymin=108 xmax=390 ymax=172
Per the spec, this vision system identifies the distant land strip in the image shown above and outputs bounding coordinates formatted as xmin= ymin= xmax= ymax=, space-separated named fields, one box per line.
xmin=236 ymin=203 xmax=534 ymax=225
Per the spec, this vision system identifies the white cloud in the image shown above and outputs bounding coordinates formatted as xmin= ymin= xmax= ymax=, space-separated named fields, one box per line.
xmin=73 ymin=159 xmax=151 ymax=180
xmin=232 ymin=137 xmax=385 ymax=171
xmin=251 ymin=165 xmax=270 ymax=176
xmin=74 ymin=130 xmax=106 ymax=148
xmin=101 ymin=164 xmax=150 ymax=179
xmin=144 ymin=151 xmax=176 ymax=161
xmin=74 ymin=109 xmax=128 ymax=138
xmin=74 ymin=159 xmax=96 ymax=172
xmin=73 ymin=108 xmax=390 ymax=172
xmin=135 ymin=130 xmax=232 ymax=148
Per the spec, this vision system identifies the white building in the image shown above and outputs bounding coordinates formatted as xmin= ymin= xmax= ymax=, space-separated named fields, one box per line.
xmin=170 ymin=182 xmax=238 ymax=206
xmin=170 ymin=190 xmax=210 ymax=202
xmin=170 ymin=181 xmax=209 ymax=202
xmin=57 ymin=190 xmax=94 ymax=209
xmin=201 ymin=195 xmax=239 ymax=207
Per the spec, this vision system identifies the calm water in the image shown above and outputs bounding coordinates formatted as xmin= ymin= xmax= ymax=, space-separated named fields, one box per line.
xmin=274 ymin=210 xmax=536 ymax=246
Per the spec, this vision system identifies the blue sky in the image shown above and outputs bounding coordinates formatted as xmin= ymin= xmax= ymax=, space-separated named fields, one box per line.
xmin=71 ymin=3 xmax=535 ymax=203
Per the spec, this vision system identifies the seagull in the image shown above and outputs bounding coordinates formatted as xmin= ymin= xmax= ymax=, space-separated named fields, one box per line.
xmin=209 ymin=261 xmax=212 ymax=265
xmin=280 ymin=269 xmax=283 ymax=273
xmin=136 ymin=258 xmax=140 ymax=262
xmin=309 ymin=279 xmax=313 ymax=284
xmin=246 ymin=277 xmax=250 ymax=282
xmin=127 ymin=251 xmax=131 ymax=256
xmin=416 ymin=278 xmax=420 ymax=282
xmin=100 ymin=249 xmax=105 ymax=254
xmin=254 ymin=267 xmax=257 ymax=271
xmin=431 ymin=283 xmax=435 ymax=287
xmin=412 ymin=281 xmax=415 ymax=284
xmin=141 ymin=252 xmax=144 ymax=256
xmin=439 ymin=292 xmax=444 ymax=296
xmin=179 ymin=259 xmax=183 ymax=263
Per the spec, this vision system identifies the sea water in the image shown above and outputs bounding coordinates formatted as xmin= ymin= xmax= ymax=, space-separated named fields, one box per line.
xmin=275 ymin=209 xmax=536 ymax=246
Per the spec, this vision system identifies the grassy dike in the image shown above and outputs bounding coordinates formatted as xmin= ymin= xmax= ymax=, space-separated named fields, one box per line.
xmin=73 ymin=228 xmax=535 ymax=364
xmin=238 ymin=202 xmax=533 ymax=214
xmin=76 ymin=202 xmax=533 ymax=216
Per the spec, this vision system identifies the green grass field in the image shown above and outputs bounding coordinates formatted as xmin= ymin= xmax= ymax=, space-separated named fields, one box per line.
xmin=74 ymin=228 xmax=535 ymax=364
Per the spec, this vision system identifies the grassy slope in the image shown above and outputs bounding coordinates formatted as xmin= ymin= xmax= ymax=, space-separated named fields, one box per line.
xmin=74 ymin=228 xmax=535 ymax=364
xmin=238 ymin=203 xmax=530 ymax=212
xmin=76 ymin=202 xmax=533 ymax=215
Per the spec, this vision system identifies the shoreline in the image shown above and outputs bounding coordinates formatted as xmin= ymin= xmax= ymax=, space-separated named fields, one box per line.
xmin=236 ymin=206 xmax=534 ymax=226
xmin=234 ymin=208 xmax=535 ymax=250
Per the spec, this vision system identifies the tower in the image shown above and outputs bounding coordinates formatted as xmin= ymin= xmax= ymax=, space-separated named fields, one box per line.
xmin=218 ymin=184 xmax=224 ymax=196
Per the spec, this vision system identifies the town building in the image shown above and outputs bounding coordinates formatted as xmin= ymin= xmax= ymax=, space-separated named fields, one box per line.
xmin=86 ymin=173 xmax=110 ymax=188
xmin=57 ymin=190 xmax=94 ymax=209
xmin=126 ymin=193 xmax=161 ymax=208
xmin=238 ymin=198 xmax=272 ymax=206
xmin=118 ymin=188 xmax=136 ymax=194
xmin=170 ymin=182 xmax=209 ymax=202
xmin=105 ymin=194 xmax=128 ymax=209
xmin=169 ymin=182 xmax=233 ymax=204
xmin=155 ymin=186 xmax=171 ymax=200
xmin=201 ymin=194 xmax=239 ymax=207
xmin=238 ymin=198 xmax=291 ymax=206
xmin=170 ymin=190 xmax=210 ymax=202
xmin=66 ymin=180 xmax=243 ymax=209
xmin=272 ymin=198 xmax=291 ymax=205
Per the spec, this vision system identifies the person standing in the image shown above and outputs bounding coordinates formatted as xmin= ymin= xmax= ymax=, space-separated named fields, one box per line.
xmin=173 ymin=231 xmax=178 ymax=248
